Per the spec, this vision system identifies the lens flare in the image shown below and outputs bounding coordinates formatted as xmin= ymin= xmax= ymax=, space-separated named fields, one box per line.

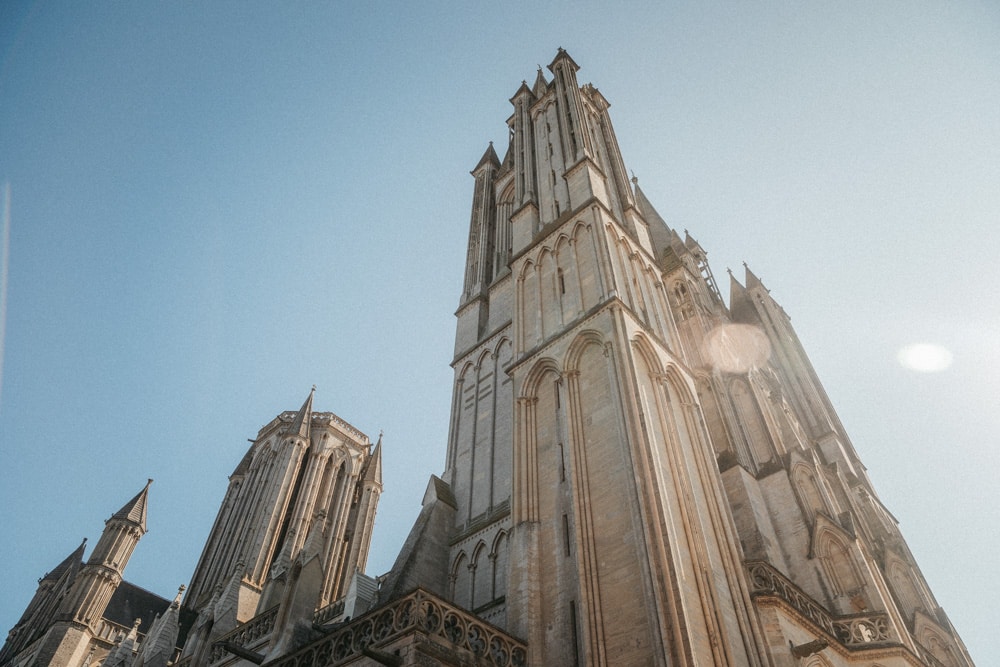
xmin=897 ymin=343 xmax=953 ymax=373
xmin=703 ymin=323 xmax=771 ymax=374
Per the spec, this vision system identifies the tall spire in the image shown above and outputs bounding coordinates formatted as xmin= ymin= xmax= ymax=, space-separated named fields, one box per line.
xmin=362 ymin=432 xmax=383 ymax=487
xmin=287 ymin=386 xmax=315 ymax=440
xmin=112 ymin=479 xmax=152 ymax=531
xmin=56 ymin=482 xmax=151 ymax=629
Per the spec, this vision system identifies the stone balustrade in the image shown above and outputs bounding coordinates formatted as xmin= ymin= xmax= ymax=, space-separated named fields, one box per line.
xmin=314 ymin=598 xmax=346 ymax=626
xmin=207 ymin=605 xmax=279 ymax=665
xmin=747 ymin=560 xmax=890 ymax=647
xmin=271 ymin=587 xmax=527 ymax=667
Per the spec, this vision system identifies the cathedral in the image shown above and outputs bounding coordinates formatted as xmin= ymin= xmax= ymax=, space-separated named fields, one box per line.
xmin=1 ymin=50 xmax=974 ymax=667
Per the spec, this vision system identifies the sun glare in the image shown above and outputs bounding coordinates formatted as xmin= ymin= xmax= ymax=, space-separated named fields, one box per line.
xmin=897 ymin=343 xmax=953 ymax=373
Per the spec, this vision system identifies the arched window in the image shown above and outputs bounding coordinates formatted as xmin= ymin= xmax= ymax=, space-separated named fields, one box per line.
xmin=472 ymin=541 xmax=491 ymax=609
xmin=451 ymin=552 xmax=471 ymax=609
xmin=792 ymin=465 xmax=827 ymax=521
xmin=492 ymin=530 xmax=509 ymax=601
xmin=817 ymin=531 xmax=863 ymax=604
xmin=887 ymin=557 xmax=924 ymax=622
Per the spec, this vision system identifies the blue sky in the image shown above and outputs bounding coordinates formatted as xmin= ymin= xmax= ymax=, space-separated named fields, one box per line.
xmin=1 ymin=2 xmax=997 ymax=662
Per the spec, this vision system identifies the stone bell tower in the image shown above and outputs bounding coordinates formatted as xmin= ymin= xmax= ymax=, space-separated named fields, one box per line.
xmin=416 ymin=49 xmax=973 ymax=666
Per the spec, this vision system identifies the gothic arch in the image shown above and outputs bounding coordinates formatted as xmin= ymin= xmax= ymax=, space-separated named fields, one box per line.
xmin=914 ymin=614 xmax=960 ymax=667
xmin=518 ymin=259 xmax=540 ymax=349
xmin=498 ymin=182 xmax=514 ymax=203
xmin=662 ymin=363 xmax=698 ymax=406
xmin=475 ymin=348 xmax=493 ymax=371
xmin=570 ymin=220 xmax=590 ymax=238
xmin=491 ymin=528 xmax=509 ymax=555
xmin=492 ymin=530 xmax=509 ymax=601
xmin=572 ymin=220 xmax=600 ymax=308
xmin=885 ymin=551 xmax=926 ymax=622
xmin=630 ymin=332 xmax=664 ymax=378
xmin=538 ymin=247 xmax=560 ymax=336
xmin=517 ymin=257 xmax=536 ymax=282
xmin=553 ymin=234 xmax=578 ymax=317
xmin=564 ymin=329 xmax=606 ymax=372
xmin=814 ymin=522 xmax=864 ymax=600
xmin=791 ymin=462 xmax=828 ymax=522
xmin=451 ymin=551 xmax=471 ymax=609
xmin=457 ymin=360 xmax=475 ymax=384
xmin=492 ymin=335 xmax=513 ymax=359
xmin=471 ymin=540 xmax=491 ymax=609
xmin=519 ymin=357 xmax=562 ymax=399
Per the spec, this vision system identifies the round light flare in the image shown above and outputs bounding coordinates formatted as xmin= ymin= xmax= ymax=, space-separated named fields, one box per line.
xmin=897 ymin=343 xmax=953 ymax=373
xmin=703 ymin=323 xmax=771 ymax=374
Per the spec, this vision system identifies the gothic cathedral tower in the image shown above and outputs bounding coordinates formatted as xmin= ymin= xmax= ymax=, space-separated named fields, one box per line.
xmin=429 ymin=49 xmax=973 ymax=666
xmin=180 ymin=389 xmax=381 ymax=663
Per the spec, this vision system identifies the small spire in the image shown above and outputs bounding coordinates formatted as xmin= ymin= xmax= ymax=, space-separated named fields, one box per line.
xmin=473 ymin=142 xmax=500 ymax=173
xmin=42 ymin=538 xmax=87 ymax=583
xmin=269 ymin=530 xmax=296 ymax=579
xmin=287 ymin=387 xmax=314 ymax=440
xmin=104 ymin=618 xmax=141 ymax=666
xmin=363 ymin=432 xmax=383 ymax=486
xmin=298 ymin=512 xmax=327 ymax=565
xmin=214 ymin=561 xmax=247 ymax=624
xmin=744 ymin=263 xmax=764 ymax=290
xmin=548 ymin=47 xmax=581 ymax=73
xmin=532 ymin=67 xmax=549 ymax=97
xmin=111 ymin=480 xmax=152 ymax=532
xmin=138 ymin=586 xmax=185 ymax=667
xmin=510 ymin=79 xmax=534 ymax=102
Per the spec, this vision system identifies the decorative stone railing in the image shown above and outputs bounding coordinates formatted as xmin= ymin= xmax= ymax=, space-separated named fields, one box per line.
xmin=831 ymin=613 xmax=890 ymax=645
xmin=271 ymin=588 xmax=527 ymax=667
xmin=747 ymin=561 xmax=890 ymax=646
xmin=313 ymin=598 xmax=346 ymax=626
xmin=92 ymin=617 xmax=135 ymax=644
xmin=207 ymin=605 xmax=279 ymax=664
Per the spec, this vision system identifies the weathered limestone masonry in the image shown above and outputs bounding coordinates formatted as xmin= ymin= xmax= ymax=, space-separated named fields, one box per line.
xmin=385 ymin=49 xmax=974 ymax=667
xmin=179 ymin=388 xmax=382 ymax=665
xmin=2 ymin=49 xmax=974 ymax=667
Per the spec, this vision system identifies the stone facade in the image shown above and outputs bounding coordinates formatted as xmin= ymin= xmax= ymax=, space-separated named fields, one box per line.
xmin=381 ymin=49 xmax=973 ymax=666
xmin=2 ymin=49 xmax=974 ymax=667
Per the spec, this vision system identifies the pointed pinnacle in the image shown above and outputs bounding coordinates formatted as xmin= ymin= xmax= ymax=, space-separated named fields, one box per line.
xmin=288 ymin=387 xmax=314 ymax=440
xmin=112 ymin=480 xmax=151 ymax=531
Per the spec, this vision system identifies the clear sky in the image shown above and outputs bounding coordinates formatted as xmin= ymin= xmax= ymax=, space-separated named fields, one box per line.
xmin=1 ymin=1 xmax=997 ymax=662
